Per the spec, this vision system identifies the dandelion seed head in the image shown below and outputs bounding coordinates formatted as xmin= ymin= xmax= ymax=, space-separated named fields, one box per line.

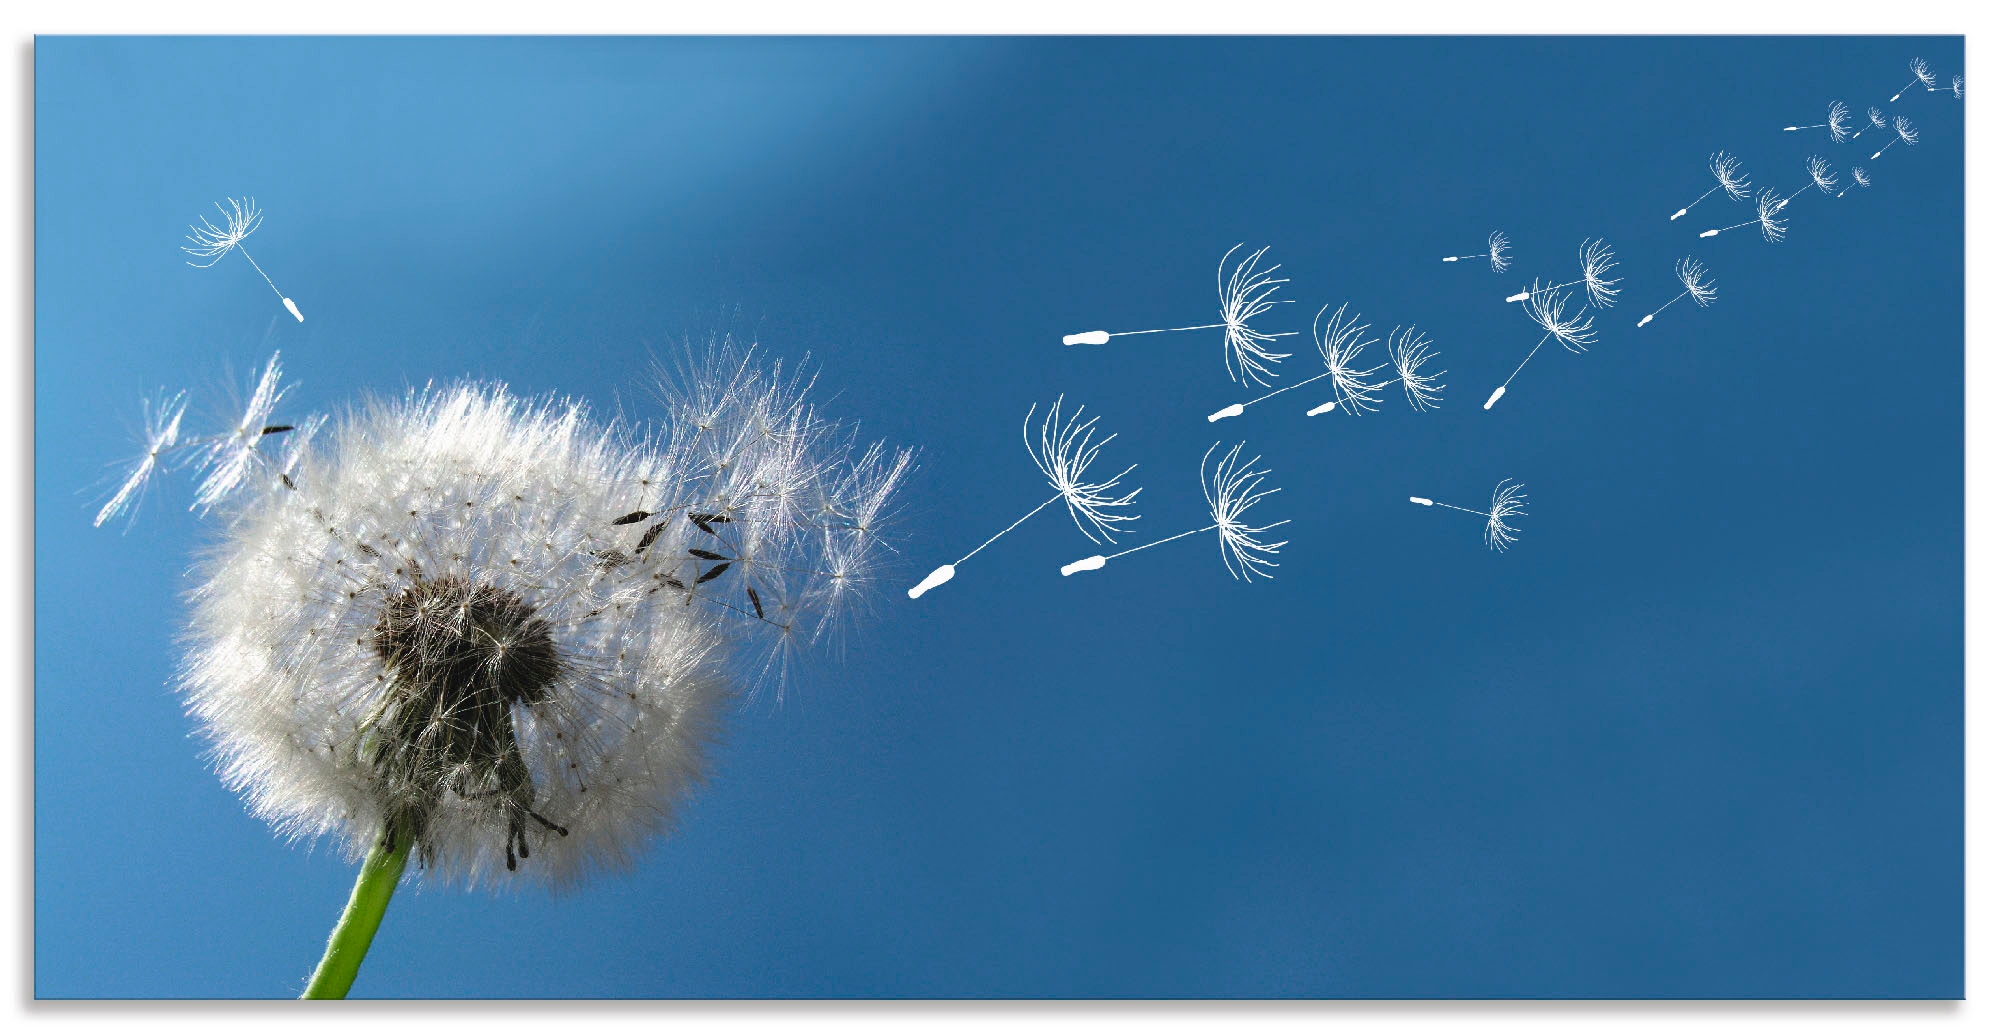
xmin=183 ymin=197 xmax=262 ymax=268
xmin=1575 ymin=238 xmax=1623 ymax=309
xmin=1709 ymin=151 xmax=1752 ymax=200
xmin=1387 ymin=324 xmax=1446 ymax=412
xmin=1850 ymin=167 xmax=1872 ymax=190
xmin=1312 ymin=303 xmax=1388 ymax=416
xmin=1894 ymin=115 xmax=1919 ymax=146
xmin=1486 ymin=230 xmax=1512 ymax=273
xmin=1521 ymin=281 xmax=1598 ymax=354
xmin=1807 ymin=155 xmax=1839 ymax=193
xmin=1675 ymin=257 xmax=1718 ymax=308
xmin=182 ymin=349 xmax=909 ymax=889
xmin=1484 ymin=479 xmax=1528 ymax=553
xmin=1026 ymin=394 xmax=1141 ymax=545
xmin=1823 ymin=101 xmax=1852 ymax=142
xmin=1201 ymin=442 xmax=1289 ymax=581
xmin=1912 ymin=57 xmax=1936 ymax=88
xmin=1866 ymin=106 xmax=1887 ymax=129
xmin=1216 ymin=244 xmax=1295 ymax=388
xmin=1952 ymin=75 xmax=1964 ymax=99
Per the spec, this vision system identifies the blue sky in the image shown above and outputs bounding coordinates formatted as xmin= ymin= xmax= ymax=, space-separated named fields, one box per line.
xmin=35 ymin=36 xmax=1963 ymax=998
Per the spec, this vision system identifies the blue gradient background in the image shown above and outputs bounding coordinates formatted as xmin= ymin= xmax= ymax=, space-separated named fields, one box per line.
xmin=34 ymin=37 xmax=1963 ymax=998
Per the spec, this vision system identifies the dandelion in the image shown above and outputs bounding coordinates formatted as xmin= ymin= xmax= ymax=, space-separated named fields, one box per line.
xmin=92 ymin=389 xmax=189 ymax=529
xmin=1774 ymin=155 xmax=1841 ymax=210
xmin=1782 ymin=100 xmax=1852 ymax=141
xmin=1890 ymin=57 xmax=1936 ymax=102
xmin=1951 ymin=74 xmax=1965 ymax=100
xmin=1635 ymin=257 xmax=1718 ymax=328
xmin=1699 ymin=187 xmax=1788 ymax=244
xmin=1503 ymin=238 xmax=1621 ymax=308
xmin=1440 ymin=230 xmax=1511 ymax=272
xmin=1385 ymin=324 xmax=1446 ymax=412
xmin=1852 ymin=106 xmax=1888 ymax=139
xmin=1062 ymin=243 xmax=1298 ymax=387
xmin=1061 ymin=442 xmax=1287 ymax=582
xmin=1871 ymin=115 xmax=1919 ymax=160
xmin=1483 ymin=282 xmax=1595 ymax=411
xmin=183 ymin=196 xmax=304 ymax=322
xmin=1408 ymin=479 xmax=1527 ymax=553
xmin=1205 ymin=303 xmax=1382 ymax=423
xmin=178 ymin=344 xmax=908 ymax=996
xmin=1669 ymin=152 xmax=1752 ymax=221
xmin=1836 ymin=166 xmax=1872 ymax=199
xmin=909 ymin=395 xmax=1138 ymax=599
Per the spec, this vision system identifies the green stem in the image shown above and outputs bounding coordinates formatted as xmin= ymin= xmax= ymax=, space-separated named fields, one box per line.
xmin=301 ymin=829 xmax=411 ymax=999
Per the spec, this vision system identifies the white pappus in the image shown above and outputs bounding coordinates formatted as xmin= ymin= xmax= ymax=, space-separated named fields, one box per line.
xmin=178 ymin=344 xmax=911 ymax=889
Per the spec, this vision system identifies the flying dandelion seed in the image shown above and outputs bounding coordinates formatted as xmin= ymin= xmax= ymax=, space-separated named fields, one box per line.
xmin=1782 ymin=100 xmax=1853 ymax=142
xmin=1440 ymin=230 xmax=1511 ymax=272
xmin=1061 ymin=442 xmax=1288 ymax=582
xmin=1408 ymin=479 xmax=1528 ymax=553
xmin=91 ymin=355 xmax=326 ymax=527
xmin=192 ymin=351 xmax=295 ymax=513
xmin=1700 ymin=187 xmax=1788 ymax=243
xmin=1775 ymin=155 xmax=1841 ymax=210
xmin=909 ymin=395 xmax=1139 ymax=599
xmin=1871 ymin=115 xmax=1919 ymax=160
xmin=1062 ymin=243 xmax=1299 ymax=387
xmin=1836 ymin=166 xmax=1872 ymax=199
xmin=92 ymin=389 xmax=189 ymax=529
xmin=1503 ymin=238 xmax=1621 ymax=308
xmin=1951 ymin=75 xmax=1964 ymax=99
xmin=1484 ymin=282 xmax=1596 ymax=411
xmin=1385 ymin=325 xmax=1446 ymax=412
xmin=1670 ymin=152 xmax=1752 ymax=221
xmin=183 ymin=196 xmax=304 ymax=322
xmin=1635 ymin=257 xmax=1718 ymax=328
xmin=1852 ymin=106 xmax=1889 ymax=139
xmin=1206 ymin=303 xmax=1384 ymax=423
xmin=1891 ymin=57 xmax=1936 ymax=102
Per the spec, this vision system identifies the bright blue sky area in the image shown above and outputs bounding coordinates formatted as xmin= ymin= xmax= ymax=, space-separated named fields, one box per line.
xmin=35 ymin=36 xmax=1963 ymax=997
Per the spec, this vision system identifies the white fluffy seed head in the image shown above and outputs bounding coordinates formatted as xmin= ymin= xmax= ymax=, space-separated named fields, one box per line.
xmin=180 ymin=347 xmax=909 ymax=890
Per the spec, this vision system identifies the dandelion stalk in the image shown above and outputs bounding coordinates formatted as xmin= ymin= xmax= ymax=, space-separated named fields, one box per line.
xmin=1670 ymin=152 xmax=1751 ymax=221
xmin=1782 ymin=100 xmax=1851 ymax=141
xmin=301 ymin=826 xmax=412 ymax=999
xmin=184 ymin=197 xmax=304 ymax=322
xmin=1440 ymin=230 xmax=1511 ymax=272
xmin=1636 ymin=257 xmax=1717 ymax=328
xmin=1062 ymin=244 xmax=1298 ymax=386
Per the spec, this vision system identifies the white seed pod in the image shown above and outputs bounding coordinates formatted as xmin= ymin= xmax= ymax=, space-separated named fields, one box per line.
xmin=181 ymin=353 xmax=909 ymax=890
